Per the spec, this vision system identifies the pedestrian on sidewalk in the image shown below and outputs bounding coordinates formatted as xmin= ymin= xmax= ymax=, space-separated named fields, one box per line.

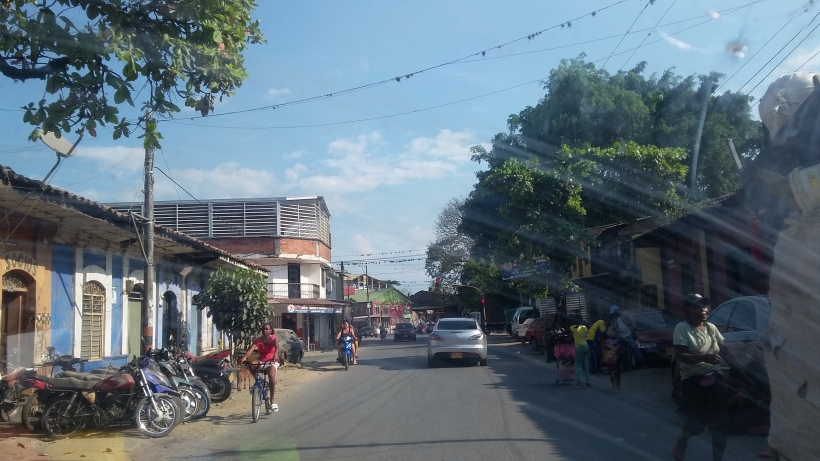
xmin=601 ymin=326 xmax=621 ymax=391
xmin=670 ymin=294 xmax=745 ymax=461
xmin=570 ymin=321 xmax=591 ymax=389
xmin=587 ymin=318 xmax=607 ymax=374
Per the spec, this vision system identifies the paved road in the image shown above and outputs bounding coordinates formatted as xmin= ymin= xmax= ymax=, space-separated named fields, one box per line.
xmin=139 ymin=335 xmax=768 ymax=461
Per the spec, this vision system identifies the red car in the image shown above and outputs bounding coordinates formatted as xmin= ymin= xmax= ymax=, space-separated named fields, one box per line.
xmin=622 ymin=309 xmax=679 ymax=367
xmin=524 ymin=315 xmax=555 ymax=351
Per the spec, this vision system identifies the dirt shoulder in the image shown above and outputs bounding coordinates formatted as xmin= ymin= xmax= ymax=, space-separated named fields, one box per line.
xmin=0 ymin=358 xmax=330 ymax=461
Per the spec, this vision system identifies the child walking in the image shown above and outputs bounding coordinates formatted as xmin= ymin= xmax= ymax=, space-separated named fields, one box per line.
xmin=601 ymin=326 xmax=621 ymax=391
xmin=570 ymin=322 xmax=591 ymax=389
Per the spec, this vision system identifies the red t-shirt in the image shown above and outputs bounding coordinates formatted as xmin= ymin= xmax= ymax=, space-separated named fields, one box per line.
xmin=254 ymin=335 xmax=278 ymax=362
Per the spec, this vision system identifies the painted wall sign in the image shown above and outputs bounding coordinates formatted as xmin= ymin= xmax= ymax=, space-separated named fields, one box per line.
xmin=4 ymin=251 xmax=37 ymax=276
xmin=286 ymin=304 xmax=342 ymax=314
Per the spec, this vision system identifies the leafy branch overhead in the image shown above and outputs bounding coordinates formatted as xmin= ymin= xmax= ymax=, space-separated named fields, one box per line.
xmin=194 ymin=268 xmax=269 ymax=350
xmin=0 ymin=0 xmax=264 ymax=147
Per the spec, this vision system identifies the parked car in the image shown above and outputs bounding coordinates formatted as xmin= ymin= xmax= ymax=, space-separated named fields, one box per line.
xmin=358 ymin=326 xmax=378 ymax=338
xmin=625 ymin=309 xmax=679 ymax=366
xmin=510 ymin=306 xmax=536 ymax=339
xmin=428 ymin=318 xmax=488 ymax=367
xmin=671 ymin=295 xmax=772 ymax=408
xmin=274 ymin=328 xmax=304 ymax=364
xmin=524 ymin=315 xmax=556 ymax=351
xmin=394 ymin=322 xmax=417 ymax=342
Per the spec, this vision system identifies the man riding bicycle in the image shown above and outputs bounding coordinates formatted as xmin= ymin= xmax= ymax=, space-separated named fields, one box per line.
xmin=239 ymin=323 xmax=279 ymax=411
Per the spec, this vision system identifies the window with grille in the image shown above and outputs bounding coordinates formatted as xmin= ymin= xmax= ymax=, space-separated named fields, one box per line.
xmin=82 ymin=282 xmax=106 ymax=360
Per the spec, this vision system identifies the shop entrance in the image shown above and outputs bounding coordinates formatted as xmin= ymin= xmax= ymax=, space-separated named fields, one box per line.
xmin=1 ymin=271 xmax=35 ymax=370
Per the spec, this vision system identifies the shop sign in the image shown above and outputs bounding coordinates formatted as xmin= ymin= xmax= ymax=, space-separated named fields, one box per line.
xmin=286 ymin=304 xmax=343 ymax=314
xmin=4 ymin=251 xmax=37 ymax=276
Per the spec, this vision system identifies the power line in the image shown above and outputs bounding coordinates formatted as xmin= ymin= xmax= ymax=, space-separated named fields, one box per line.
xmin=602 ymin=0 xmax=652 ymax=69
xmin=737 ymin=9 xmax=820 ymax=93
xmin=746 ymin=20 xmax=820 ymax=94
xmin=620 ymin=0 xmax=677 ymax=71
xmin=334 ymin=249 xmax=425 ymax=257
xmin=716 ymin=15 xmax=796 ymax=92
xmin=170 ymin=1 xmax=630 ymax=121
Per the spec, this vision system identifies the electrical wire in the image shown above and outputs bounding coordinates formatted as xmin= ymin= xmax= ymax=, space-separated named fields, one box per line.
xmin=602 ymin=0 xmax=652 ymax=69
xmin=158 ymin=147 xmax=181 ymax=200
xmin=716 ymin=15 xmax=796 ymax=92
xmin=746 ymin=20 xmax=820 ymax=94
xmin=619 ymin=0 xmax=677 ymax=71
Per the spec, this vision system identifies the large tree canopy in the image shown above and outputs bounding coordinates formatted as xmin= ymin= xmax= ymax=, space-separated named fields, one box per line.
xmin=1 ymin=0 xmax=263 ymax=147
xmin=501 ymin=55 xmax=762 ymax=198
xmin=195 ymin=268 xmax=269 ymax=350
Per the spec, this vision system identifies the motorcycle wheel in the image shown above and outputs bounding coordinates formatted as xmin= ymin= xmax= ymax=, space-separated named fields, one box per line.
xmin=190 ymin=385 xmax=210 ymax=419
xmin=176 ymin=386 xmax=198 ymax=423
xmin=135 ymin=394 xmax=181 ymax=438
xmin=205 ymin=376 xmax=231 ymax=403
xmin=21 ymin=392 xmax=43 ymax=432
xmin=42 ymin=397 xmax=86 ymax=439
xmin=251 ymin=386 xmax=261 ymax=423
xmin=344 ymin=353 xmax=349 ymax=371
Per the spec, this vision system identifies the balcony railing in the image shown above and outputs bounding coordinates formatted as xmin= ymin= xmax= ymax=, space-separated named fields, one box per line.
xmin=267 ymin=283 xmax=320 ymax=299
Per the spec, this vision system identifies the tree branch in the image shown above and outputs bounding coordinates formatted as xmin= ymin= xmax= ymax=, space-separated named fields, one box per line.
xmin=0 ymin=56 xmax=70 ymax=81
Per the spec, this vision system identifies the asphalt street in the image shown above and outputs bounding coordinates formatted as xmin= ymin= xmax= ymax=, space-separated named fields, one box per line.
xmin=130 ymin=335 xmax=768 ymax=461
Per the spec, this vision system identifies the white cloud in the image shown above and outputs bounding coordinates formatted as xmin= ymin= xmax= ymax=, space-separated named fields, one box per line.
xmin=783 ymin=45 xmax=820 ymax=73
xmin=285 ymin=129 xmax=482 ymax=195
xmin=408 ymin=225 xmax=428 ymax=244
xmin=154 ymin=162 xmax=279 ymax=200
xmin=285 ymin=149 xmax=308 ymax=159
xmin=74 ymin=145 xmax=144 ymax=174
xmin=353 ymin=234 xmax=374 ymax=254
xmin=285 ymin=163 xmax=308 ymax=182
xmin=266 ymin=87 xmax=292 ymax=99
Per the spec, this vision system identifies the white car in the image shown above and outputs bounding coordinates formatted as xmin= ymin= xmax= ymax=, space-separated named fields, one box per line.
xmin=427 ymin=318 xmax=488 ymax=367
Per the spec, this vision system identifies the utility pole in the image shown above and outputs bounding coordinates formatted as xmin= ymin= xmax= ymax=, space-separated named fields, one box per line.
xmin=143 ymin=111 xmax=155 ymax=352
xmin=365 ymin=264 xmax=371 ymax=327
xmin=690 ymin=81 xmax=713 ymax=191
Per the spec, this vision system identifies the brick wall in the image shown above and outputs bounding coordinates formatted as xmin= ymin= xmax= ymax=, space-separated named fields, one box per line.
xmin=203 ymin=237 xmax=277 ymax=255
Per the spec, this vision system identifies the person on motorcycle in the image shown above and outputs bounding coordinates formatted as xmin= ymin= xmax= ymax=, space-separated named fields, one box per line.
xmin=336 ymin=319 xmax=358 ymax=364
xmin=239 ymin=323 xmax=279 ymax=411
xmin=380 ymin=324 xmax=387 ymax=339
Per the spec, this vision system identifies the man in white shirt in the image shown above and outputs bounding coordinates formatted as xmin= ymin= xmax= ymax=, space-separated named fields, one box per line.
xmin=611 ymin=306 xmax=644 ymax=369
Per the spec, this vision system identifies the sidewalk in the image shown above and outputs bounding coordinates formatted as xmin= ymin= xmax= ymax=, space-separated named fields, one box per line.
xmin=0 ymin=360 xmax=328 ymax=460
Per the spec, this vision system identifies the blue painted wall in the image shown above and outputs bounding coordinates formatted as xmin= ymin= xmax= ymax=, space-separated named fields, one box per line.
xmin=50 ymin=245 xmax=74 ymax=354
xmin=82 ymin=249 xmax=105 ymax=270
xmin=110 ymin=255 xmax=123 ymax=356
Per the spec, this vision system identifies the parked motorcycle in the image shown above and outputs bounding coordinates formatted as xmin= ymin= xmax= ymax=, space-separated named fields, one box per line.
xmin=38 ymin=353 xmax=183 ymax=439
xmin=0 ymin=359 xmax=34 ymax=422
xmin=152 ymin=348 xmax=210 ymax=420
xmin=17 ymin=351 xmax=87 ymax=432
xmin=190 ymin=353 xmax=233 ymax=403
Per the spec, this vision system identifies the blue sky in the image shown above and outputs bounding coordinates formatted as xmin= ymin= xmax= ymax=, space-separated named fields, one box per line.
xmin=1 ymin=0 xmax=818 ymax=293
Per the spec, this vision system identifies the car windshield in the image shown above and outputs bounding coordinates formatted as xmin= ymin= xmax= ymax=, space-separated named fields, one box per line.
xmin=0 ymin=1 xmax=810 ymax=459
xmin=632 ymin=311 xmax=679 ymax=330
xmin=436 ymin=321 xmax=479 ymax=331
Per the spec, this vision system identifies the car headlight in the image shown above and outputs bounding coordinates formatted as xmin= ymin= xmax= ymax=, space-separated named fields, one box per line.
xmin=638 ymin=342 xmax=657 ymax=349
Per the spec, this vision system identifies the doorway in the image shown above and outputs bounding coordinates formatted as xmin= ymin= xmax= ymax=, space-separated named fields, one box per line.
xmin=2 ymin=271 xmax=35 ymax=370
xmin=127 ymin=283 xmax=144 ymax=357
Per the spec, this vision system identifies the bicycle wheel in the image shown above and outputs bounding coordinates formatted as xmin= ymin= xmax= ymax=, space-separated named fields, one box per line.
xmin=263 ymin=381 xmax=271 ymax=416
xmin=135 ymin=394 xmax=180 ymax=438
xmin=251 ymin=385 xmax=261 ymax=423
xmin=42 ymin=397 xmax=86 ymax=439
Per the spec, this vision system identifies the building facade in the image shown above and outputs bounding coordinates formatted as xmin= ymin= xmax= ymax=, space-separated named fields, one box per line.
xmin=1 ymin=166 xmax=262 ymax=372
xmin=108 ymin=198 xmax=347 ymax=350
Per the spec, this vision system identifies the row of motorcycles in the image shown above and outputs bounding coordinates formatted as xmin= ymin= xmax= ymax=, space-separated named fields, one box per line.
xmin=0 ymin=346 xmax=236 ymax=439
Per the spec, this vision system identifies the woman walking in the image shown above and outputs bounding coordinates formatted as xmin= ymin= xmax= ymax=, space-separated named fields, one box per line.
xmin=570 ymin=322 xmax=591 ymax=389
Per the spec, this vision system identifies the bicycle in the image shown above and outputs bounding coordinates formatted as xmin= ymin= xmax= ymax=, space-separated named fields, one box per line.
xmin=243 ymin=360 xmax=278 ymax=423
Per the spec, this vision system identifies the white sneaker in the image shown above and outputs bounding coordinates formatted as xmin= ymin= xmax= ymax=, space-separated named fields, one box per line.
xmin=271 ymin=403 xmax=279 ymax=412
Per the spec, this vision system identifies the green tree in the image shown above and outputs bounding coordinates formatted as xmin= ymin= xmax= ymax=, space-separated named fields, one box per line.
xmin=461 ymin=142 xmax=689 ymax=289
xmin=195 ymin=268 xmax=269 ymax=351
xmin=0 ymin=0 xmax=264 ymax=147
xmin=506 ymin=55 xmax=762 ymax=197
xmin=425 ymin=198 xmax=473 ymax=289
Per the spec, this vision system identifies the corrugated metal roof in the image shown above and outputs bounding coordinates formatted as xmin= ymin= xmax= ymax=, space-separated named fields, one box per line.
xmin=0 ymin=165 xmax=267 ymax=273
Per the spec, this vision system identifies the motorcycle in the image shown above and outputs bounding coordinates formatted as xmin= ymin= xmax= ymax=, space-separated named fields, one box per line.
xmin=17 ymin=351 xmax=87 ymax=432
xmin=0 ymin=359 xmax=35 ymax=422
xmin=380 ymin=328 xmax=387 ymax=340
xmin=152 ymin=348 xmax=210 ymax=420
xmin=338 ymin=334 xmax=355 ymax=371
xmin=38 ymin=352 xmax=183 ymax=439
xmin=190 ymin=354 xmax=233 ymax=403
